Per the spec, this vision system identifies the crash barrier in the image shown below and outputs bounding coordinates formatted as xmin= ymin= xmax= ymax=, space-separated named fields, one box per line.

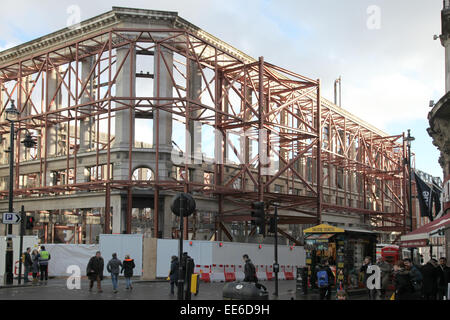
xmin=196 ymin=264 xmax=301 ymax=283
xmin=283 ymin=265 xmax=294 ymax=280
xmin=224 ymin=265 xmax=236 ymax=282
xmin=194 ymin=265 xmax=211 ymax=283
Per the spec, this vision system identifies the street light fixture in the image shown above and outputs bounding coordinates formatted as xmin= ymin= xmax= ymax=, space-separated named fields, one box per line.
xmin=404 ymin=129 xmax=415 ymax=233
xmin=3 ymin=100 xmax=36 ymax=285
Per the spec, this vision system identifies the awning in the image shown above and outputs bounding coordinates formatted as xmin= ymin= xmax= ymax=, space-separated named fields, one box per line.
xmin=400 ymin=214 xmax=450 ymax=246
xmin=304 ymin=224 xmax=345 ymax=234
xmin=305 ymin=233 xmax=335 ymax=242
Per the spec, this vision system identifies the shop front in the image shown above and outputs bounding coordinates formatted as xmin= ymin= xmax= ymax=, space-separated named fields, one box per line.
xmin=400 ymin=214 xmax=450 ymax=262
xmin=303 ymin=224 xmax=377 ymax=290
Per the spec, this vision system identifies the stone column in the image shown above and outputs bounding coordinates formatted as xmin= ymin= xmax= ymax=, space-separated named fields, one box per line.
xmin=79 ymin=56 xmax=95 ymax=152
xmin=113 ymin=45 xmax=136 ymax=182
xmin=153 ymin=45 xmax=173 ymax=178
xmin=188 ymin=60 xmax=203 ymax=182
xmin=114 ymin=45 xmax=136 ymax=149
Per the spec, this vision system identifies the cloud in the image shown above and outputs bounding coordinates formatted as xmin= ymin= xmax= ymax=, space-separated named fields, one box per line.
xmin=0 ymin=0 xmax=444 ymax=177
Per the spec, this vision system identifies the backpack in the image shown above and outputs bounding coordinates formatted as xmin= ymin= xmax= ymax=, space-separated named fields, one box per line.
xmin=317 ymin=269 xmax=329 ymax=288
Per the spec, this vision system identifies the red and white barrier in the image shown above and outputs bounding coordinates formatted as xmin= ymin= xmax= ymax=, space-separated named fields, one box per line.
xmin=236 ymin=265 xmax=245 ymax=281
xmin=266 ymin=265 xmax=274 ymax=281
xmin=196 ymin=265 xmax=211 ymax=283
xmin=284 ymin=265 xmax=294 ymax=280
xmin=256 ymin=265 xmax=267 ymax=281
xmin=210 ymin=264 xmax=225 ymax=282
xmin=224 ymin=265 xmax=236 ymax=282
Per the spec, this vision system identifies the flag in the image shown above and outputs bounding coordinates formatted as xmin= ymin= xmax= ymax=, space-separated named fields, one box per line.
xmin=432 ymin=183 xmax=442 ymax=217
xmin=414 ymin=171 xmax=434 ymax=221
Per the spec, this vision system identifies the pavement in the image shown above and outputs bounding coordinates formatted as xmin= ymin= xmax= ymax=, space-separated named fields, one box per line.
xmin=0 ymin=278 xmax=371 ymax=300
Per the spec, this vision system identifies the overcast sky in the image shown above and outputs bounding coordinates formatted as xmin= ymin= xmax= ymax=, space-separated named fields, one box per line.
xmin=0 ymin=0 xmax=445 ymax=178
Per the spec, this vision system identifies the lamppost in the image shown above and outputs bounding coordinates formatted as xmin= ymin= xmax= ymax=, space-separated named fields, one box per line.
xmin=405 ymin=129 xmax=415 ymax=233
xmin=3 ymin=100 xmax=36 ymax=285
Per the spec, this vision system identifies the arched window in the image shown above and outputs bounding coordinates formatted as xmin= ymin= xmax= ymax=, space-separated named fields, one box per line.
xmin=132 ymin=167 xmax=154 ymax=181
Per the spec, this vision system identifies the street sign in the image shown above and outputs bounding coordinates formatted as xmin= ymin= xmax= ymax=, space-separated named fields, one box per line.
xmin=2 ymin=212 xmax=21 ymax=224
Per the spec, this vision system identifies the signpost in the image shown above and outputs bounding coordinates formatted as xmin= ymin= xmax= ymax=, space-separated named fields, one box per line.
xmin=2 ymin=213 xmax=21 ymax=224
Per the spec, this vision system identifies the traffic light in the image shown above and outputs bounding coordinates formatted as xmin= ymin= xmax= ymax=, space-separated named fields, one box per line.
xmin=268 ymin=217 xmax=277 ymax=234
xmin=25 ymin=216 xmax=34 ymax=230
xmin=251 ymin=201 xmax=265 ymax=235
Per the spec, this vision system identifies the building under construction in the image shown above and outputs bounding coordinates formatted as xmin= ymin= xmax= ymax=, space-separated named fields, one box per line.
xmin=0 ymin=7 xmax=411 ymax=245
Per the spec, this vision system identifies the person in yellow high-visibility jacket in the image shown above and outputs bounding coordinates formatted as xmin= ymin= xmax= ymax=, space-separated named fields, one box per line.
xmin=37 ymin=246 xmax=51 ymax=285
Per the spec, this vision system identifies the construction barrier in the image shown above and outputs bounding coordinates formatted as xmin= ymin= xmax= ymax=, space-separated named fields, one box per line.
xmin=210 ymin=264 xmax=225 ymax=282
xmin=236 ymin=265 xmax=245 ymax=281
xmin=192 ymin=263 xmax=305 ymax=283
xmin=284 ymin=265 xmax=294 ymax=280
xmin=224 ymin=265 xmax=236 ymax=282
xmin=266 ymin=265 xmax=274 ymax=281
xmin=195 ymin=265 xmax=211 ymax=283
xmin=256 ymin=265 xmax=267 ymax=281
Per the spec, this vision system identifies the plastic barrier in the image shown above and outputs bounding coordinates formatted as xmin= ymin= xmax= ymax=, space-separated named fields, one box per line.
xmin=195 ymin=265 xmax=211 ymax=283
xmin=256 ymin=265 xmax=267 ymax=281
xmin=210 ymin=264 xmax=225 ymax=282
xmin=224 ymin=265 xmax=236 ymax=282
xmin=284 ymin=265 xmax=294 ymax=280
xmin=266 ymin=265 xmax=274 ymax=281
xmin=278 ymin=266 xmax=286 ymax=280
xmin=236 ymin=265 xmax=245 ymax=281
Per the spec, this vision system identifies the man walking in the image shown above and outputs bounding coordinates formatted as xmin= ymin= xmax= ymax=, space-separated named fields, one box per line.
xmin=37 ymin=246 xmax=51 ymax=285
xmin=87 ymin=251 xmax=104 ymax=293
xmin=421 ymin=259 xmax=439 ymax=300
xmin=23 ymin=247 xmax=33 ymax=284
xmin=437 ymin=257 xmax=450 ymax=300
xmin=107 ymin=253 xmax=123 ymax=293
xmin=403 ymin=258 xmax=423 ymax=299
xmin=169 ymin=255 xmax=179 ymax=295
xmin=316 ymin=258 xmax=335 ymax=300
xmin=243 ymin=254 xmax=258 ymax=283
xmin=376 ymin=256 xmax=393 ymax=300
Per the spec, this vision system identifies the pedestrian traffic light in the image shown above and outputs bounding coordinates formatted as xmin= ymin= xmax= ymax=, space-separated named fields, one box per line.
xmin=25 ymin=216 xmax=34 ymax=230
xmin=268 ymin=217 xmax=277 ymax=234
xmin=251 ymin=201 xmax=265 ymax=236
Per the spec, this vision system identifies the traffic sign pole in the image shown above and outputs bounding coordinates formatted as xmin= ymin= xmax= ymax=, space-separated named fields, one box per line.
xmin=17 ymin=206 xmax=25 ymax=285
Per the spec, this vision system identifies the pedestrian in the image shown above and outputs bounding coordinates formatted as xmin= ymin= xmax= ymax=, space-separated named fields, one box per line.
xmin=169 ymin=255 xmax=179 ymax=295
xmin=121 ymin=254 xmax=135 ymax=290
xmin=403 ymin=258 xmax=422 ymax=299
xmin=243 ymin=254 xmax=258 ymax=283
xmin=31 ymin=249 xmax=40 ymax=286
xmin=316 ymin=258 xmax=335 ymax=300
xmin=437 ymin=257 xmax=450 ymax=300
xmin=360 ymin=256 xmax=376 ymax=300
xmin=107 ymin=253 xmax=123 ymax=293
xmin=181 ymin=252 xmax=195 ymax=300
xmin=393 ymin=260 xmax=414 ymax=300
xmin=86 ymin=251 xmax=104 ymax=293
xmin=376 ymin=256 xmax=393 ymax=300
xmin=37 ymin=245 xmax=51 ymax=285
xmin=420 ymin=258 xmax=439 ymax=300
xmin=23 ymin=247 xmax=33 ymax=284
